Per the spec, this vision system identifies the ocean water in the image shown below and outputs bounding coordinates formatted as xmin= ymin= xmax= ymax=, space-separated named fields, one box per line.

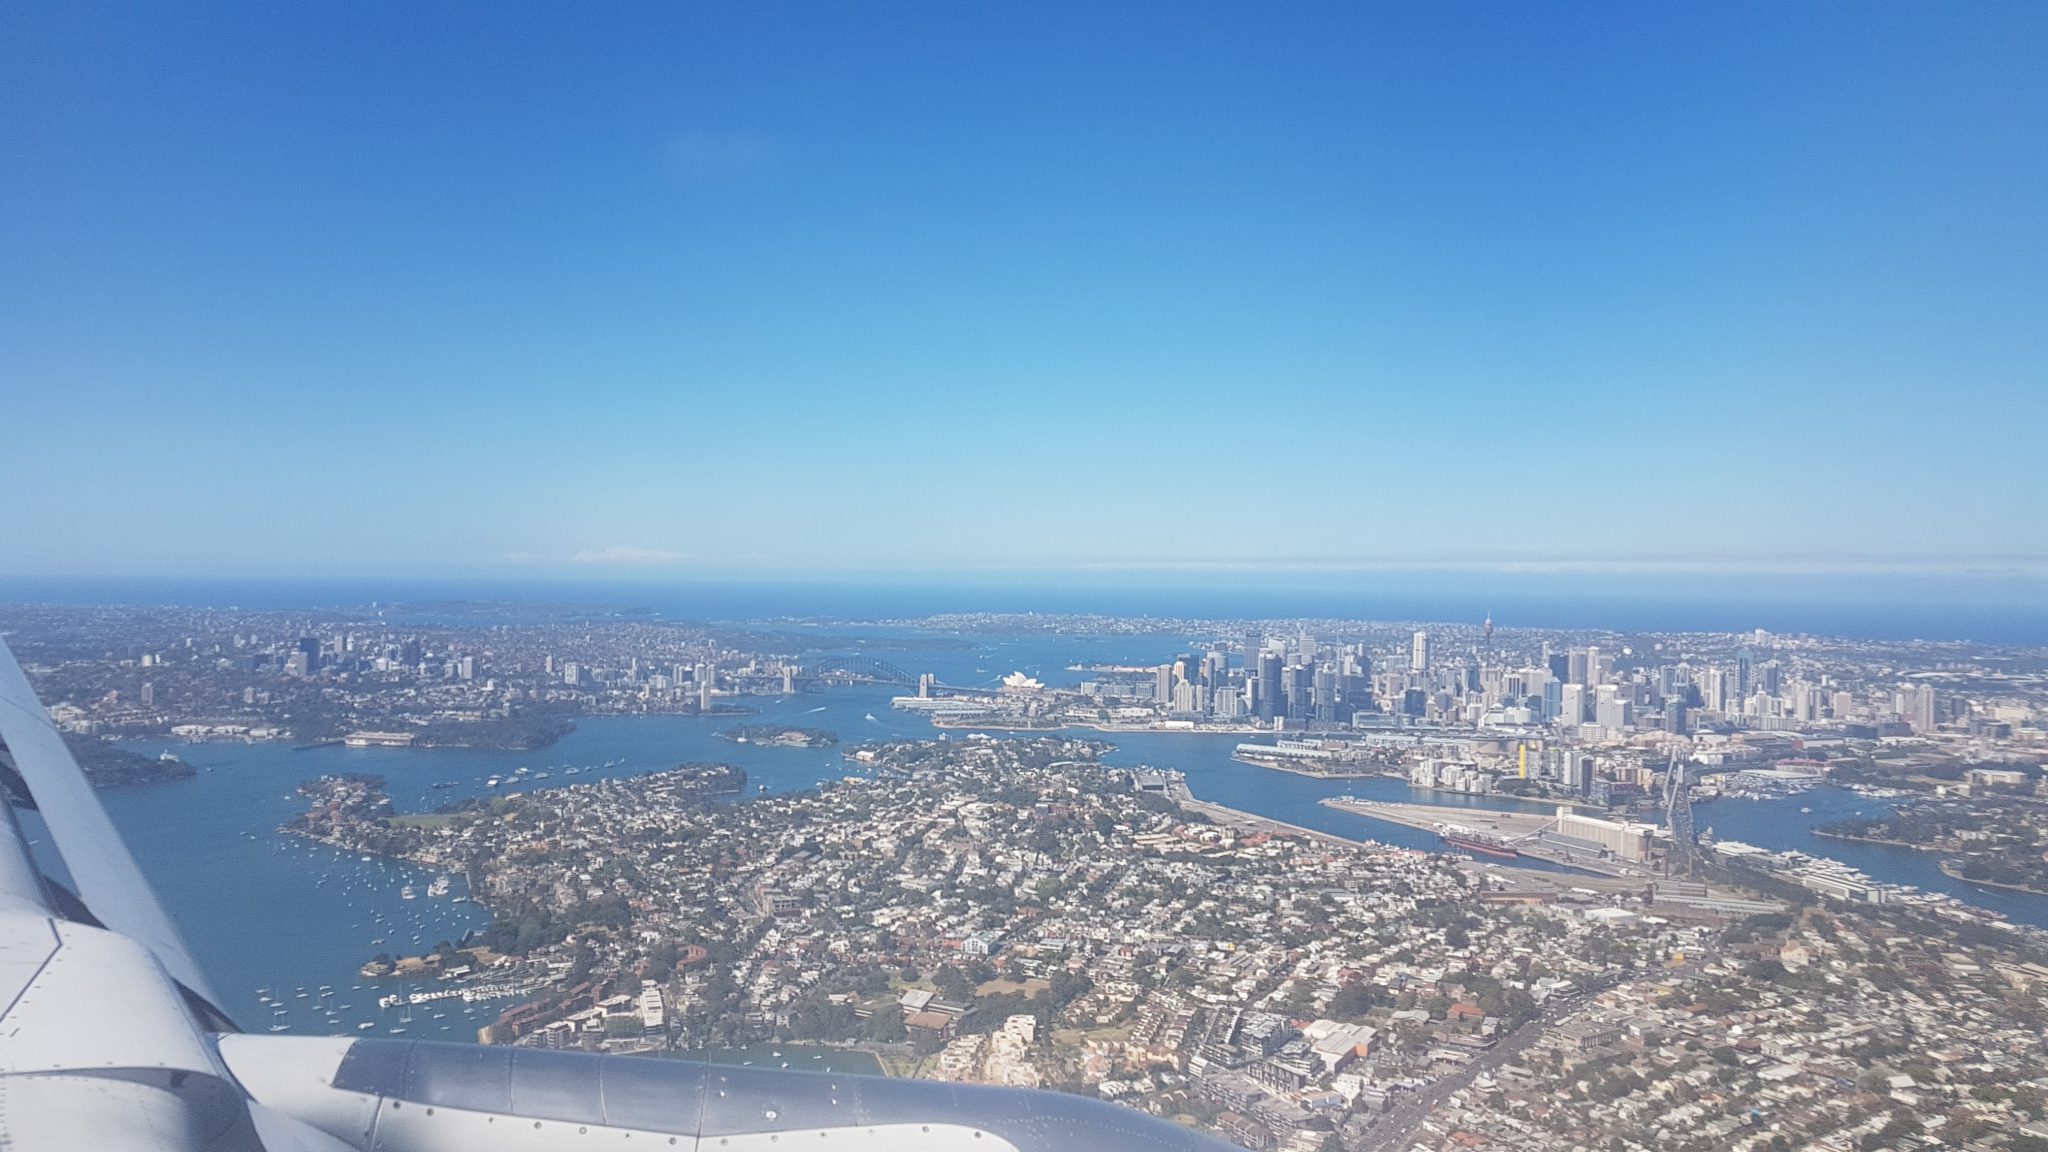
xmin=4 ymin=572 xmax=2047 ymax=643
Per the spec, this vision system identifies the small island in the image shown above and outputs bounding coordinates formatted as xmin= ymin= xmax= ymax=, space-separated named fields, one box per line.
xmin=667 ymin=762 xmax=750 ymax=793
xmin=720 ymin=724 xmax=838 ymax=748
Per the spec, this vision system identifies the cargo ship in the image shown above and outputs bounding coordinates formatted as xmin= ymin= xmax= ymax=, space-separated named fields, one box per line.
xmin=1438 ymin=828 xmax=1520 ymax=859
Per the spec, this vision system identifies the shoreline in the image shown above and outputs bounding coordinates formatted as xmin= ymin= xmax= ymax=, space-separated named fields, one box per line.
xmin=1320 ymin=797 xmax=1648 ymax=879
xmin=1223 ymin=751 xmax=1594 ymax=813
xmin=1937 ymin=859 xmax=2048 ymax=897
xmin=1180 ymin=794 xmax=1632 ymax=887
xmin=1811 ymin=829 xmax=1941 ymax=852
xmin=1174 ymin=796 xmax=1381 ymax=850
xmin=1227 ymin=754 xmax=1383 ymax=780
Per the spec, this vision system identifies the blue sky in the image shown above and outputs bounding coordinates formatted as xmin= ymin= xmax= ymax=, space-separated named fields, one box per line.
xmin=2 ymin=2 xmax=2044 ymax=579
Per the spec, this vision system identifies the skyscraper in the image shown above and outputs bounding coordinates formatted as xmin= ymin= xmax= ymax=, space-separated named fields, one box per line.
xmin=1703 ymin=667 xmax=1731 ymax=711
xmin=1907 ymin=684 xmax=1937 ymax=732
xmin=1559 ymin=684 xmax=1588 ymax=725
xmin=1213 ymin=684 xmax=1245 ymax=719
xmin=1256 ymin=653 xmax=1283 ymax=721
xmin=1410 ymin=630 xmax=1429 ymax=674
xmin=1284 ymin=663 xmax=1312 ymax=723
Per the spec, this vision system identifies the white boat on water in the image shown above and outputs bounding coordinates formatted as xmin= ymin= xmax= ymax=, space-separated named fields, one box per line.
xmin=400 ymin=885 xmax=416 ymax=900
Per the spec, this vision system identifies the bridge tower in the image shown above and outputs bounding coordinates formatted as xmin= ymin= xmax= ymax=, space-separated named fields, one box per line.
xmin=1663 ymin=747 xmax=1698 ymax=877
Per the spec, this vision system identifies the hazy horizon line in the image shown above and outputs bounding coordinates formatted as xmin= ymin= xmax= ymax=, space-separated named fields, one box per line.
xmin=9 ymin=553 xmax=2048 ymax=583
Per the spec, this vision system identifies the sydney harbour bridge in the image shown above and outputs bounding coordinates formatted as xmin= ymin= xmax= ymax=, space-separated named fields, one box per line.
xmin=728 ymin=655 xmax=979 ymax=697
xmin=793 ymin=655 xmax=916 ymax=689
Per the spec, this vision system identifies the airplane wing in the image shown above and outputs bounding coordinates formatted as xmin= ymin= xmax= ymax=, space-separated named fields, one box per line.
xmin=0 ymin=635 xmax=226 ymax=1014
xmin=0 ymin=636 xmax=1242 ymax=1151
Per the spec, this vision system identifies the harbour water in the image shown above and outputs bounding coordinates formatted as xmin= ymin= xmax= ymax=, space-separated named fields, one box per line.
xmin=35 ymin=629 xmax=2042 ymax=1046
xmin=84 ymin=691 xmax=918 ymax=1037
xmin=1088 ymin=731 xmax=2048 ymax=929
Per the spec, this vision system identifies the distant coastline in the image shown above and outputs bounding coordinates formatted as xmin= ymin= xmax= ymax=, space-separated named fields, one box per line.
xmin=11 ymin=573 xmax=2048 ymax=645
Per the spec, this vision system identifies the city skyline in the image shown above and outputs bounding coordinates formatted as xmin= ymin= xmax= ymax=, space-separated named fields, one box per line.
xmin=6 ymin=3 xmax=2046 ymax=577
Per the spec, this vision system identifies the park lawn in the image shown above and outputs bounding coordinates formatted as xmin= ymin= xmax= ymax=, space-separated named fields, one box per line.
xmin=389 ymin=812 xmax=461 ymax=830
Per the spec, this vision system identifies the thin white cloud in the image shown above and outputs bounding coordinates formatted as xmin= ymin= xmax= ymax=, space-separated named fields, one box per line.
xmin=568 ymin=546 xmax=691 ymax=567
xmin=950 ymin=554 xmax=2048 ymax=579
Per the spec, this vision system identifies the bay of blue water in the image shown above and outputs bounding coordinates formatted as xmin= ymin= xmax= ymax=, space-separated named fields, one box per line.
xmin=30 ymin=629 xmax=2040 ymax=1046
xmin=89 ymin=692 xmax=917 ymax=1037
xmin=1086 ymin=734 xmax=2048 ymax=929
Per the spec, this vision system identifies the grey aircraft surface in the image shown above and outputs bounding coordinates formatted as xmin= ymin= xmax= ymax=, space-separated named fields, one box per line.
xmin=0 ymin=638 xmax=1237 ymax=1151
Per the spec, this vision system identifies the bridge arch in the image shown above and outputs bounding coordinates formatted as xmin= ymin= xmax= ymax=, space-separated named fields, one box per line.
xmin=798 ymin=655 xmax=915 ymax=686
